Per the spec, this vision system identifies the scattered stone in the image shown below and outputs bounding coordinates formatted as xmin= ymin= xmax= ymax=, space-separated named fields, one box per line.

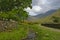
xmin=0 ymin=20 xmax=18 ymax=32
xmin=4 ymin=26 xmax=8 ymax=29
xmin=22 ymin=30 xmax=37 ymax=40
xmin=10 ymin=19 xmax=16 ymax=22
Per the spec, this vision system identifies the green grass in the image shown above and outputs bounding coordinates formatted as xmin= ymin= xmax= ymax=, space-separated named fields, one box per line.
xmin=0 ymin=23 xmax=60 ymax=40
xmin=30 ymin=9 xmax=60 ymax=23
xmin=28 ymin=24 xmax=60 ymax=40
xmin=0 ymin=24 xmax=28 ymax=40
xmin=0 ymin=9 xmax=60 ymax=40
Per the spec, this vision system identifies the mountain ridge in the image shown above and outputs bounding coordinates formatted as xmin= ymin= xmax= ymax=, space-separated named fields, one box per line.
xmin=27 ymin=9 xmax=60 ymax=23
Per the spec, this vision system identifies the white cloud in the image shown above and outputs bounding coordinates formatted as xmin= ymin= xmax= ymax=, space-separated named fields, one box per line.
xmin=28 ymin=12 xmax=38 ymax=16
xmin=32 ymin=6 xmax=42 ymax=12
xmin=24 ymin=6 xmax=42 ymax=16
xmin=25 ymin=0 xmax=60 ymax=16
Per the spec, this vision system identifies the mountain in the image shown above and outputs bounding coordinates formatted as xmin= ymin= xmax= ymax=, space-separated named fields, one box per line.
xmin=34 ymin=9 xmax=57 ymax=18
xmin=27 ymin=9 xmax=57 ymax=21
xmin=27 ymin=9 xmax=60 ymax=23
xmin=38 ymin=9 xmax=60 ymax=23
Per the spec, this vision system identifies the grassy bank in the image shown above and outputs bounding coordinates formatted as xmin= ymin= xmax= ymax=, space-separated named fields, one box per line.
xmin=0 ymin=23 xmax=60 ymax=40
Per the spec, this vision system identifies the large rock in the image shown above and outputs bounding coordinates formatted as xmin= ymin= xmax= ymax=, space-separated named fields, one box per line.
xmin=0 ymin=20 xmax=18 ymax=32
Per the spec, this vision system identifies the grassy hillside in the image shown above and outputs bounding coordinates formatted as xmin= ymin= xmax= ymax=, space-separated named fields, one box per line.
xmin=0 ymin=9 xmax=60 ymax=40
xmin=0 ymin=23 xmax=60 ymax=40
xmin=36 ymin=9 xmax=60 ymax=23
xmin=27 ymin=9 xmax=60 ymax=24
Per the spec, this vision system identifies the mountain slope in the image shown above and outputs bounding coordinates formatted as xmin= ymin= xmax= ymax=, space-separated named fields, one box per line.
xmin=39 ymin=9 xmax=60 ymax=23
xmin=27 ymin=9 xmax=56 ymax=21
xmin=27 ymin=9 xmax=60 ymax=23
xmin=34 ymin=9 xmax=56 ymax=18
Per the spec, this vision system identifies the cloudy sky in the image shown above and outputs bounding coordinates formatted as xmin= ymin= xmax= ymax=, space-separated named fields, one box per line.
xmin=25 ymin=0 xmax=60 ymax=16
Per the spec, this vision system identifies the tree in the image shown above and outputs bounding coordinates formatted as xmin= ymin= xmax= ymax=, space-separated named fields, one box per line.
xmin=0 ymin=0 xmax=32 ymax=21
xmin=52 ymin=16 xmax=60 ymax=23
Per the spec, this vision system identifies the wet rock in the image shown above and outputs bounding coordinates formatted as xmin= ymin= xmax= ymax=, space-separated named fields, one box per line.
xmin=22 ymin=30 xmax=37 ymax=40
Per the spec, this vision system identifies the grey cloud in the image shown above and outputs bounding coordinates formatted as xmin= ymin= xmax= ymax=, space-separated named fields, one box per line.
xmin=25 ymin=0 xmax=60 ymax=16
xmin=32 ymin=0 xmax=60 ymax=13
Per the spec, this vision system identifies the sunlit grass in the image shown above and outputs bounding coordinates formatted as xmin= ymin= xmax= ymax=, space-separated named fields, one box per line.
xmin=0 ymin=24 xmax=28 ymax=40
xmin=29 ymin=24 xmax=60 ymax=40
xmin=0 ymin=23 xmax=60 ymax=40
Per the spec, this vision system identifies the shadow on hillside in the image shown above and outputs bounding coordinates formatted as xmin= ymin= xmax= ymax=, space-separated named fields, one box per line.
xmin=41 ymin=23 xmax=60 ymax=29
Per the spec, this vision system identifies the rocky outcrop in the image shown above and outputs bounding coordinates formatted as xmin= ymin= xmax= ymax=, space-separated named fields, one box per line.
xmin=0 ymin=20 xmax=18 ymax=32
